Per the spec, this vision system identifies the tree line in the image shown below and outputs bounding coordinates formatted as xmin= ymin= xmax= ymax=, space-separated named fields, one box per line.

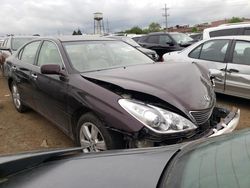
xmin=72 ymin=17 xmax=246 ymax=35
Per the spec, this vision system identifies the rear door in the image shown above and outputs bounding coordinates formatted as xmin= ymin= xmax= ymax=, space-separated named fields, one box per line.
xmin=187 ymin=39 xmax=231 ymax=93
xmin=12 ymin=41 xmax=41 ymax=108
xmin=224 ymin=40 xmax=250 ymax=99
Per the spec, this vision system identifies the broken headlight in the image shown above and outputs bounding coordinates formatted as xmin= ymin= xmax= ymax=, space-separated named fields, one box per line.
xmin=119 ymin=99 xmax=197 ymax=134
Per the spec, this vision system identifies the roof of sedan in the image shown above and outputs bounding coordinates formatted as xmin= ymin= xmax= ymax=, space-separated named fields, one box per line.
xmin=206 ymin=35 xmax=250 ymax=40
xmin=52 ymin=35 xmax=116 ymax=42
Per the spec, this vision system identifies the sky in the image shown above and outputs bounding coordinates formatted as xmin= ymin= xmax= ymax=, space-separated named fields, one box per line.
xmin=0 ymin=0 xmax=249 ymax=36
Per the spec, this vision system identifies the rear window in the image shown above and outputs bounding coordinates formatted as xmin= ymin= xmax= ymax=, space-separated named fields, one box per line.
xmin=244 ymin=28 xmax=250 ymax=35
xmin=210 ymin=28 xmax=239 ymax=38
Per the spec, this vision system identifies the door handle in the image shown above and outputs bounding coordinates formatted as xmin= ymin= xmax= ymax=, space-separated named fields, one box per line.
xmin=228 ymin=69 xmax=239 ymax=73
xmin=220 ymin=68 xmax=239 ymax=73
xmin=31 ymin=73 xmax=38 ymax=80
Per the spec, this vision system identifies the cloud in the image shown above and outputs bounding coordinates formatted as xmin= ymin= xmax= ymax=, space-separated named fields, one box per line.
xmin=0 ymin=0 xmax=249 ymax=36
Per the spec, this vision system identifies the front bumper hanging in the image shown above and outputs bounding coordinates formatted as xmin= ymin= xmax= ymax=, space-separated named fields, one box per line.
xmin=209 ymin=107 xmax=240 ymax=137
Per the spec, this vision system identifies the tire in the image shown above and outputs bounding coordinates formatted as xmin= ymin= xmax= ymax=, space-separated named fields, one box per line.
xmin=11 ymin=82 xmax=28 ymax=113
xmin=76 ymin=112 xmax=124 ymax=153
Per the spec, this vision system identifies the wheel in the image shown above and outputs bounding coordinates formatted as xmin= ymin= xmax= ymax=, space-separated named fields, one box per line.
xmin=11 ymin=82 xmax=28 ymax=113
xmin=76 ymin=113 xmax=124 ymax=153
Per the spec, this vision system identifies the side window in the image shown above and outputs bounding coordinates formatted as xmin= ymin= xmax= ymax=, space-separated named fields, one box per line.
xmin=159 ymin=35 xmax=172 ymax=45
xmin=146 ymin=35 xmax=159 ymax=44
xmin=2 ymin=39 xmax=8 ymax=47
xmin=6 ymin=38 xmax=11 ymax=48
xmin=244 ymin=28 xmax=250 ymax=35
xmin=232 ymin=40 xmax=250 ymax=65
xmin=199 ymin=40 xmax=229 ymax=62
xmin=210 ymin=28 xmax=239 ymax=38
xmin=21 ymin=41 xmax=40 ymax=64
xmin=37 ymin=41 xmax=62 ymax=67
xmin=189 ymin=45 xmax=202 ymax=59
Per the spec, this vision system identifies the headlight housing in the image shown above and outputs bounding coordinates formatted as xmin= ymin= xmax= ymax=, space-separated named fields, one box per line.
xmin=119 ymin=99 xmax=197 ymax=134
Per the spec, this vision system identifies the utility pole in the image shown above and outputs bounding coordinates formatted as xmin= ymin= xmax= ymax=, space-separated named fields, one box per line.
xmin=162 ymin=4 xmax=170 ymax=32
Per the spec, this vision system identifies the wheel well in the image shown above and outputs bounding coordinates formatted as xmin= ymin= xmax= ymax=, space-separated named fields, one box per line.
xmin=71 ymin=107 xmax=91 ymax=141
xmin=70 ymin=107 xmax=125 ymax=143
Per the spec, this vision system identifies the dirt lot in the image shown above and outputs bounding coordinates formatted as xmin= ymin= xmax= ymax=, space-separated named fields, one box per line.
xmin=0 ymin=71 xmax=250 ymax=155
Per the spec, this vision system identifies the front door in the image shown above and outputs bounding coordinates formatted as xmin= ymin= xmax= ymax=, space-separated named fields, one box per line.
xmin=31 ymin=40 xmax=70 ymax=133
xmin=188 ymin=39 xmax=231 ymax=93
xmin=225 ymin=40 xmax=250 ymax=99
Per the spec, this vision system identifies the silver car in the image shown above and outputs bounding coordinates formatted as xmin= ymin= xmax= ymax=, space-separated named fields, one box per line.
xmin=163 ymin=36 xmax=250 ymax=99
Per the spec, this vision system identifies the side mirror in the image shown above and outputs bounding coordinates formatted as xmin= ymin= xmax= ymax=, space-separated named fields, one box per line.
xmin=166 ymin=41 xmax=174 ymax=46
xmin=41 ymin=64 xmax=64 ymax=76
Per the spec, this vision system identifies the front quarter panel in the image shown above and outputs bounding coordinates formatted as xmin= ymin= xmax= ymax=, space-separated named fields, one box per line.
xmin=67 ymin=74 xmax=145 ymax=134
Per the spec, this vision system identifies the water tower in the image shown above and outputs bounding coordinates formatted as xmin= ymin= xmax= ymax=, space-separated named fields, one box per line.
xmin=94 ymin=12 xmax=105 ymax=35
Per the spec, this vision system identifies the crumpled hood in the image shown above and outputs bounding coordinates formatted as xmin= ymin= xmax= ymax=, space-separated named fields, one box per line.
xmin=81 ymin=63 xmax=214 ymax=116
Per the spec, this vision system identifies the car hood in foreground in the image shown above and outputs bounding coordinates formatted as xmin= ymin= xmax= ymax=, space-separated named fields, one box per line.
xmin=81 ymin=63 xmax=214 ymax=115
xmin=1 ymin=146 xmax=180 ymax=188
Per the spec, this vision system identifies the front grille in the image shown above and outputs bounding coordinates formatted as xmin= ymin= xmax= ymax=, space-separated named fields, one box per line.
xmin=189 ymin=108 xmax=213 ymax=125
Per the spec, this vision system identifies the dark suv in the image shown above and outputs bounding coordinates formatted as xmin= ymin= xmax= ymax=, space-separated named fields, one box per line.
xmin=138 ymin=32 xmax=195 ymax=60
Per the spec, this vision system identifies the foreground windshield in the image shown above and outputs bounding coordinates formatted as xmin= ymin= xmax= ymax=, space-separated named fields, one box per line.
xmin=170 ymin=33 xmax=193 ymax=44
xmin=163 ymin=131 xmax=250 ymax=188
xmin=12 ymin=38 xmax=34 ymax=51
xmin=63 ymin=41 xmax=153 ymax=72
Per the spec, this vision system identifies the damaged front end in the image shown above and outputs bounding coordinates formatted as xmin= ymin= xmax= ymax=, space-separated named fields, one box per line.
xmin=81 ymin=64 xmax=240 ymax=148
xmin=125 ymin=105 xmax=240 ymax=148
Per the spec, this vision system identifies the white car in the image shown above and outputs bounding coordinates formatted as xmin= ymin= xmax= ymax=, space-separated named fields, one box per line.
xmin=163 ymin=36 xmax=250 ymax=99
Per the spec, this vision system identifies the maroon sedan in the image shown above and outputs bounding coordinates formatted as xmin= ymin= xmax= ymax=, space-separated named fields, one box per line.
xmin=5 ymin=36 xmax=240 ymax=152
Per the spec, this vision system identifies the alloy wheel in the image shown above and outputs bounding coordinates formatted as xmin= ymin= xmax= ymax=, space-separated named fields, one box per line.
xmin=12 ymin=84 xmax=21 ymax=109
xmin=79 ymin=122 xmax=107 ymax=153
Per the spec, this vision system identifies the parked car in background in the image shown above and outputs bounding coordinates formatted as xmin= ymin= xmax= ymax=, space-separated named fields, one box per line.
xmin=203 ymin=22 xmax=250 ymax=40
xmin=0 ymin=36 xmax=37 ymax=76
xmin=189 ymin=32 xmax=203 ymax=41
xmin=163 ymin=36 xmax=250 ymax=99
xmin=138 ymin=32 xmax=195 ymax=60
xmin=131 ymin=35 xmax=144 ymax=42
xmin=6 ymin=36 xmax=239 ymax=152
xmin=1 ymin=129 xmax=249 ymax=188
xmin=107 ymin=36 xmax=158 ymax=61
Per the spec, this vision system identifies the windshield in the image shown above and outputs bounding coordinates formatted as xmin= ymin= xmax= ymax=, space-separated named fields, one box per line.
xmin=63 ymin=40 xmax=153 ymax=72
xmin=12 ymin=38 xmax=35 ymax=51
xmin=170 ymin=33 xmax=193 ymax=44
xmin=163 ymin=131 xmax=250 ymax=188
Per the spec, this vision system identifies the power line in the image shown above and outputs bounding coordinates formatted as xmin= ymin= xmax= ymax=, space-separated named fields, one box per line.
xmin=162 ymin=4 xmax=170 ymax=32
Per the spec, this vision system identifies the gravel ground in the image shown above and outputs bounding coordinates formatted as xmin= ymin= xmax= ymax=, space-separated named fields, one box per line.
xmin=0 ymin=71 xmax=249 ymax=155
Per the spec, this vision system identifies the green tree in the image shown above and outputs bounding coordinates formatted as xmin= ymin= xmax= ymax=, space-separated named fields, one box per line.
xmin=126 ymin=26 xmax=144 ymax=34
xmin=191 ymin=27 xmax=198 ymax=33
xmin=76 ymin=29 xmax=82 ymax=35
xmin=228 ymin=17 xmax=243 ymax=23
xmin=72 ymin=30 xmax=77 ymax=35
xmin=148 ymin=22 xmax=161 ymax=32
